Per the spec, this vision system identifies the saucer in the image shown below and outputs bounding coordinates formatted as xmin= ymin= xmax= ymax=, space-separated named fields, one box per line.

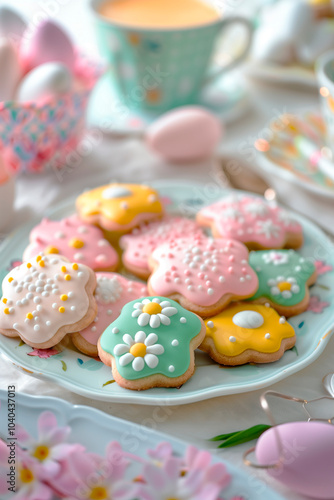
xmin=87 ymin=70 xmax=249 ymax=134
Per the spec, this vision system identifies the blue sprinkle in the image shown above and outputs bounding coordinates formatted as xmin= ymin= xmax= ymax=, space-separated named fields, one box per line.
xmin=298 ymin=321 xmax=304 ymax=329
xmin=77 ymin=358 xmax=83 ymax=365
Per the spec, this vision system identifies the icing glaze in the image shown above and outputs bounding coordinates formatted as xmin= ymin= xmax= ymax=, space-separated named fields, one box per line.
xmin=100 ymin=296 xmax=202 ymax=380
xmin=120 ymin=216 xmax=203 ymax=275
xmin=76 ymin=183 xmax=164 ymax=231
xmin=23 ymin=215 xmax=118 ymax=271
xmin=204 ymin=303 xmax=295 ymax=356
xmin=148 ymin=235 xmax=258 ymax=307
xmin=248 ymin=250 xmax=316 ymax=306
xmin=0 ymin=256 xmax=94 ymax=344
xmin=79 ymin=273 xmax=147 ymax=346
xmin=197 ymin=195 xmax=303 ymax=248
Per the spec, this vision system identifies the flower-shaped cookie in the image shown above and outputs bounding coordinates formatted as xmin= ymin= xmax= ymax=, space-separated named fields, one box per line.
xmin=98 ymin=296 xmax=206 ymax=390
xmin=196 ymin=194 xmax=303 ymax=249
xmin=147 ymin=235 xmax=258 ymax=317
xmin=72 ymin=273 xmax=147 ymax=357
xmin=120 ymin=216 xmax=204 ymax=279
xmin=0 ymin=255 xmax=97 ymax=348
xmin=200 ymin=303 xmax=296 ymax=365
xmin=23 ymin=215 xmax=119 ymax=272
xmin=248 ymin=249 xmax=317 ymax=316
xmin=76 ymin=183 xmax=164 ymax=232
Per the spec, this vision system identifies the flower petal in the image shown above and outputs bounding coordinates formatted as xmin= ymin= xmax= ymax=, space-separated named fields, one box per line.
xmin=132 ymin=357 xmax=145 ymax=371
xmin=159 ymin=301 xmax=171 ymax=308
xmin=114 ymin=344 xmax=130 ymax=356
xmin=146 ymin=344 xmax=164 ymax=355
xmin=145 ymin=333 xmax=158 ymax=346
xmin=149 ymin=315 xmax=161 ymax=328
xmin=142 ymin=298 xmax=152 ymax=304
xmin=152 ymin=298 xmax=161 ymax=303
xmin=123 ymin=334 xmax=134 ymax=346
xmin=132 ymin=310 xmax=141 ymax=318
xmin=38 ymin=411 xmax=57 ymax=438
xmin=138 ymin=313 xmax=150 ymax=326
xmin=144 ymin=354 xmax=159 ymax=369
xmin=134 ymin=302 xmax=144 ymax=310
xmin=158 ymin=314 xmax=170 ymax=326
xmin=135 ymin=330 xmax=146 ymax=343
xmin=119 ymin=353 xmax=134 ymax=366
xmin=161 ymin=307 xmax=177 ymax=317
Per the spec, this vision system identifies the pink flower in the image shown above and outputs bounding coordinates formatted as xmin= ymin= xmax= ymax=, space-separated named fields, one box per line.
xmin=27 ymin=348 xmax=60 ymax=359
xmin=184 ymin=446 xmax=231 ymax=491
xmin=147 ymin=441 xmax=175 ymax=463
xmin=16 ymin=411 xmax=80 ymax=478
xmin=307 ymin=295 xmax=330 ymax=314
xmin=0 ymin=441 xmax=53 ymax=500
xmin=52 ymin=441 xmax=139 ymax=500
xmin=314 ymin=260 xmax=333 ymax=275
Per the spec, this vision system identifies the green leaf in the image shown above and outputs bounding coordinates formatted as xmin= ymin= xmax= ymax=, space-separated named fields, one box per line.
xmin=60 ymin=360 xmax=67 ymax=372
xmin=103 ymin=380 xmax=115 ymax=387
xmin=210 ymin=424 xmax=271 ymax=447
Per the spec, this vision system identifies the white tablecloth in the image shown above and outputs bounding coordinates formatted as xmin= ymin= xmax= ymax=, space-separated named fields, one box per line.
xmin=0 ymin=2 xmax=331 ymax=499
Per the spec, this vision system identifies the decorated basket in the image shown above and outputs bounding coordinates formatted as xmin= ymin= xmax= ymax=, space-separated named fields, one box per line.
xmin=0 ymin=55 xmax=103 ymax=174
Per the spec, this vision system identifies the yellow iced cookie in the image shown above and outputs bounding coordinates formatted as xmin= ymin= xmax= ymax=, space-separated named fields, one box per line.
xmin=200 ymin=302 xmax=295 ymax=365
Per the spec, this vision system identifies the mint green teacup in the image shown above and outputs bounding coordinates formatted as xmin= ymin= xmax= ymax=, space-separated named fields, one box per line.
xmin=90 ymin=0 xmax=253 ymax=112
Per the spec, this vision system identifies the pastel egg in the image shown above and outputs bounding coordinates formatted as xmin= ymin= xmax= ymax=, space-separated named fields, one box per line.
xmin=256 ymin=422 xmax=334 ymax=499
xmin=0 ymin=38 xmax=21 ymax=101
xmin=0 ymin=6 xmax=27 ymax=44
xmin=16 ymin=62 xmax=72 ymax=103
xmin=146 ymin=106 xmax=222 ymax=162
xmin=20 ymin=20 xmax=75 ymax=73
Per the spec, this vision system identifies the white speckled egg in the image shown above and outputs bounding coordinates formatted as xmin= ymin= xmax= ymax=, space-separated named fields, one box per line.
xmin=0 ymin=38 xmax=21 ymax=101
xmin=16 ymin=62 xmax=72 ymax=103
xmin=146 ymin=106 xmax=222 ymax=163
xmin=0 ymin=6 xmax=27 ymax=44
xmin=20 ymin=20 xmax=75 ymax=73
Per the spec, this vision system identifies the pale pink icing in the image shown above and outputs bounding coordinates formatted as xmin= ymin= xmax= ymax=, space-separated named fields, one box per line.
xmin=23 ymin=215 xmax=118 ymax=270
xmin=79 ymin=273 xmax=147 ymax=345
xmin=120 ymin=216 xmax=203 ymax=274
xmin=149 ymin=235 xmax=258 ymax=306
xmin=198 ymin=194 xmax=303 ymax=248
xmin=0 ymin=255 xmax=93 ymax=344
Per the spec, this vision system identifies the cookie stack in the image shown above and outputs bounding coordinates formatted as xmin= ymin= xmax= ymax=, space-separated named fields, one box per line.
xmin=0 ymin=184 xmax=317 ymax=391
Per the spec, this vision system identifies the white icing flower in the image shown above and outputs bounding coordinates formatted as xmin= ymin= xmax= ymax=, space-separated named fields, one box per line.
xmin=255 ymin=220 xmax=281 ymax=239
xmin=114 ymin=331 xmax=164 ymax=371
xmin=244 ymin=202 xmax=269 ymax=217
xmin=222 ymin=207 xmax=242 ymax=221
xmin=132 ymin=298 xmax=177 ymax=328
xmin=95 ymin=276 xmax=123 ymax=304
xmin=278 ymin=210 xmax=296 ymax=227
xmin=268 ymin=276 xmax=300 ymax=299
xmin=262 ymin=251 xmax=289 ymax=266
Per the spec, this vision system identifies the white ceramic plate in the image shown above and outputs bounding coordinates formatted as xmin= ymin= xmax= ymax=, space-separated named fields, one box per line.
xmin=0 ymin=181 xmax=334 ymax=405
xmin=245 ymin=61 xmax=317 ymax=88
xmin=0 ymin=390 xmax=285 ymax=500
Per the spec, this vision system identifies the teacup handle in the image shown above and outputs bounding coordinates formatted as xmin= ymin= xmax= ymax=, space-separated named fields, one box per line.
xmin=204 ymin=16 xmax=254 ymax=85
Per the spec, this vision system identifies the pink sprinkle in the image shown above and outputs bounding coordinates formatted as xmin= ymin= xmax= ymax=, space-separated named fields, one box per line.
xmin=171 ymin=271 xmax=178 ymax=278
xmin=198 ymin=272 xmax=204 ymax=279
xmin=228 ymin=266 xmax=234 ymax=273
xmin=229 ymin=255 xmax=235 ymax=262
xmin=168 ymin=253 xmax=174 ymax=258
xmin=242 ymin=267 xmax=247 ymax=273
xmin=226 ymin=241 xmax=233 ymax=248
xmin=206 ymin=280 xmax=211 ymax=287
xmin=165 ymin=277 xmax=171 ymax=282
xmin=166 ymin=270 xmax=171 ymax=275
xmin=171 ymin=265 xmax=177 ymax=271
xmin=96 ymin=254 xmax=107 ymax=263
xmin=184 ymin=270 xmax=191 ymax=276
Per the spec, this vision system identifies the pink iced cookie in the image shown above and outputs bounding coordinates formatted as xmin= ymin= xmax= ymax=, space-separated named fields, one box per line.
xmin=23 ymin=215 xmax=119 ymax=272
xmin=120 ymin=216 xmax=204 ymax=279
xmin=72 ymin=273 xmax=147 ymax=357
xmin=196 ymin=194 xmax=303 ymax=250
xmin=147 ymin=235 xmax=258 ymax=317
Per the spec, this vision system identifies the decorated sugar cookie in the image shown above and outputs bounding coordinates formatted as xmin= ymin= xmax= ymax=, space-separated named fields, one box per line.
xmin=0 ymin=255 xmax=97 ymax=349
xmin=72 ymin=273 xmax=147 ymax=357
xmin=98 ymin=297 xmax=206 ymax=390
xmin=120 ymin=215 xmax=203 ymax=279
xmin=23 ymin=215 xmax=119 ymax=272
xmin=247 ymin=250 xmax=317 ymax=316
xmin=76 ymin=183 xmax=164 ymax=232
xmin=147 ymin=235 xmax=258 ymax=317
xmin=200 ymin=303 xmax=296 ymax=365
xmin=196 ymin=194 xmax=303 ymax=250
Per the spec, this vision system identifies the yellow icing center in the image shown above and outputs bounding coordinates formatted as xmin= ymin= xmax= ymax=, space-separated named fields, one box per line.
xmin=20 ymin=468 xmax=34 ymax=483
xmin=4 ymin=308 xmax=10 ymax=314
xmin=130 ymin=343 xmax=147 ymax=357
xmin=142 ymin=302 xmax=162 ymax=315
xmin=69 ymin=238 xmax=85 ymax=249
xmin=205 ymin=304 xmax=295 ymax=356
xmin=89 ymin=487 xmax=108 ymax=500
xmin=277 ymin=281 xmax=291 ymax=292
xmin=45 ymin=246 xmax=59 ymax=254
xmin=33 ymin=445 xmax=50 ymax=461
xmin=59 ymin=307 xmax=65 ymax=313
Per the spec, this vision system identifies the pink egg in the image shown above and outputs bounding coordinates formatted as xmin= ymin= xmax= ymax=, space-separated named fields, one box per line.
xmin=256 ymin=422 xmax=334 ymax=499
xmin=20 ymin=20 xmax=75 ymax=73
xmin=146 ymin=106 xmax=222 ymax=163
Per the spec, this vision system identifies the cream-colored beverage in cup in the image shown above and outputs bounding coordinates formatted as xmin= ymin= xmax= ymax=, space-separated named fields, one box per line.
xmin=98 ymin=0 xmax=220 ymax=28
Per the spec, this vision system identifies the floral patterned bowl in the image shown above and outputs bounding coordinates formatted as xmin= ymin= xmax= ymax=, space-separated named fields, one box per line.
xmin=0 ymin=54 xmax=103 ymax=174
